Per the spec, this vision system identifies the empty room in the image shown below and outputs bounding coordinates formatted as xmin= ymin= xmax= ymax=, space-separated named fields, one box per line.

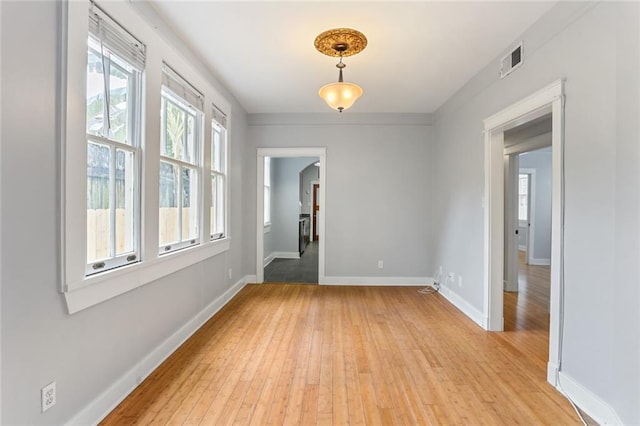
xmin=1 ymin=1 xmax=638 ymax=425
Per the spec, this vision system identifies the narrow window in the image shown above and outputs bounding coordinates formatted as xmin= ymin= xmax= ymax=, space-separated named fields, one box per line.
xmin=159 ymin=64 xmax=204 ymax=254
xmin=518 ymin=173 xmax=529 ymax=221
xmin=264 ymin=157 xmax=271 ymax=225
xmin=211 ymin=107 xmax=227 ymax=240
xmin=86 ymin=3 xmax=144 ymax=275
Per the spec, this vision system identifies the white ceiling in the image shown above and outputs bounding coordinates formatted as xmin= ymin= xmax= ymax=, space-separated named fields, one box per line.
xmin=147 ymin=1 xmax=556 ymax=114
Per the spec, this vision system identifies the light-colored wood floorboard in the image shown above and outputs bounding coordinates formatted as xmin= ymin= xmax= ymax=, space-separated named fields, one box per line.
xmin=102 ymin=280 xmax=582 ymax=425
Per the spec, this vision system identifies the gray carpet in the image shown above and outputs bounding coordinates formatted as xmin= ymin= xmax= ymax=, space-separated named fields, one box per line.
xmin=264 ymin=241 xmax=318 ymax=283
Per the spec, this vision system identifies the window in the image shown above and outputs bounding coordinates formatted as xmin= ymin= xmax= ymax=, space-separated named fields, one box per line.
xmin=85 ymin=3 xmax=144 ymax=275
xmin=159 ymin=64 xmax=204 ymax=254
xmin=264 ymin=157 xmax=271 ymax=225
xmin=518 ymin=173 xmax=529 ymax=221
xmin=211 ymin=107 xmax=227 ymax=240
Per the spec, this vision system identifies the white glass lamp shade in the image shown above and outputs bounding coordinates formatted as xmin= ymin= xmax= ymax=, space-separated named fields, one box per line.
xmin=318 ymin=82 xmax=363 ymax=112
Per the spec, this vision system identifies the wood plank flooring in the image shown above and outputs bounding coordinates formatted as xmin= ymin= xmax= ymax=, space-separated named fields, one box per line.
xmin=101 ymin=277 xmax=581 ymax=425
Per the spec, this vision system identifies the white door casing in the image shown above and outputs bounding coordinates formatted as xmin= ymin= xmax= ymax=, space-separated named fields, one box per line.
xmin=483 ymin=79 xmax=564 ymax=386
xmin=256 ymin=148 xmax=326 ymax=284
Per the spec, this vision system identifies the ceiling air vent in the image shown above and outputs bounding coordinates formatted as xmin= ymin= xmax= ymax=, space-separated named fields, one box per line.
xmin=500 ymin=41 xmax=523 ymax=79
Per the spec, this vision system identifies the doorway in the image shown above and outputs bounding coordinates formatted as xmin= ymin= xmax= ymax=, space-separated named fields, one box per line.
xmin=256 ymin=148 xmax=326 ymax=284
xmin=312 ymin=183 xmax=320 ymax=241
xmin=483 ymin=80 xmax=564 ymax=386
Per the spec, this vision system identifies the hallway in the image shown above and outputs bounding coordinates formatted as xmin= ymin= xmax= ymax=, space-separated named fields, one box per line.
xmin=264 ymin=241 xmax=319 ymax=284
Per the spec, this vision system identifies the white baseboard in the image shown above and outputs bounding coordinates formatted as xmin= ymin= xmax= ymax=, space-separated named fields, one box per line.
xmin=530 ymin=257 xmax=551 ymax=266
xmin=273 ymin=251 xmax=300 ymax=259
xmin=438 ymin=284 xmax=486 ymax=328
xmin=68 ymin=276 xmax=251 ymax=426
xmin=322 ymin=276 xmax=429 ymax=286
xmin=556 ymin=371 xmax=623 ymax=425
xmin=264 ymin=252 xmax=300 ymax=267
xmin=264 ymin=253 xmax=276 ymax=267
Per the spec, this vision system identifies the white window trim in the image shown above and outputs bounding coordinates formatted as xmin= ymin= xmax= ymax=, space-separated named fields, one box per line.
xmin=59 ymin=0 xmax=232 ymax=314
xmin=210 ymin=116 xmax=227 ymax=241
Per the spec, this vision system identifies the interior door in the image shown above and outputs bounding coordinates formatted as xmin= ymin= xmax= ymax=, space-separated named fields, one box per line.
xmin=312 ymin=183 xmax=319 ymax=241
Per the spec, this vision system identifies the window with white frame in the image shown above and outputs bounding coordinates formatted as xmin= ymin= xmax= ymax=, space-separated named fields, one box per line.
xmin=85 ymin=2 xmax=144 ymax=275
xmin=264 ymin=156 xmax=271 ymax=225
xmin=211 ymin=107 xmax=227 ymax=240
xmin=518 ymin=173 xmax=529 ymax=221
xmin=159 ymin=64 xmax=203 ymax=254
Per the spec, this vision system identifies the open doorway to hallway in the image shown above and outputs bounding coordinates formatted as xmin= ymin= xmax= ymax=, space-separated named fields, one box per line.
xmin=502 ymin=115 xmax=553 ymax=348
xmin=482 ymin=80 xmax=564 ymax=386
xmin=256 ymin=148 xmax=327 ymax=284
xmin=263 ymin=158 xmax=319 ymax=284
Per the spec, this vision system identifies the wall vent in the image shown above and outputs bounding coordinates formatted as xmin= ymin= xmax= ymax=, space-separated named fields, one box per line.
xmin=500 ymin=41 xmax=523 ymax=79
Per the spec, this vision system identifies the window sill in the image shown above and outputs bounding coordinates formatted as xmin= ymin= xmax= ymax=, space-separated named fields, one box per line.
xmin=64 ymin=237 xmax=231 ymax=314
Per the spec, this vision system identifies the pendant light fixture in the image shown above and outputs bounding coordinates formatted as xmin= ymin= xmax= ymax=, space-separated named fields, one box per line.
xmin=314 ymin=28 xmax=367 ymax=112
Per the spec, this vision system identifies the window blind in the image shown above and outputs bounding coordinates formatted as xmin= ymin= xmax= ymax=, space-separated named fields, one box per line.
xmin=212 ymin=104 xmax=228 ymax=128
xmin=162 ymin=63 xmax=204 ymax=112
xmin=88 ymin=2 xmax=146 ymax=72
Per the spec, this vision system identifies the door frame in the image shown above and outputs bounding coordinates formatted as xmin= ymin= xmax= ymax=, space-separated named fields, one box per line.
xmin=482 ymin=80 xmax=564 ymax=386
xmin=256 ymin=148 xmax=326 ymax=284
xmin=310 ymin=180 xmax=319 ymax=241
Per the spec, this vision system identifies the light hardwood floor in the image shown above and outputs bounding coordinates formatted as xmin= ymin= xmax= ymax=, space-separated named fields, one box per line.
xmin=101 ymin=280 xmax=581 ymax=425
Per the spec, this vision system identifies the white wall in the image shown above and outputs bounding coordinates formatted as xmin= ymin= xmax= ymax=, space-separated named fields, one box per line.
xmin=246 ymin=114 xmax=434 ymax=281
xmin=432 ymin=2 xmax=639 ymax=423
xmin=270 ymin=157 xmax=317 ymax=255
xmin=0 ymin=1 xmax=249 ymax=424
xmin=519 ymin=147 xmax=552 ymax=263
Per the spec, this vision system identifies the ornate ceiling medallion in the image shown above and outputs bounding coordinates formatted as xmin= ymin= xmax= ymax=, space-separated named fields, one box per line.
xmin=314 ymin=28 xmax=368 ymax=57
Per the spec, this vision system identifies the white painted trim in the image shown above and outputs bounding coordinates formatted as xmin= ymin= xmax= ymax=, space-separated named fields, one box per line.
xmin=438 ymin=285 xmax=486 ymax=329
xmin=264 ymin=252 xmax=300 ymax=268
xmin=64 ymin=239 xmax=231 ymax=314
xmin=263 ymin=253 xmax=276 ymax=268
xmin=482 ymin=80 xmax=564 ymax=391
xmin=67 ymin=275 xmax=250 ymax=426
xmin=256 ymin=148 xmax=326 ymax=284
xmin=272 ymin=252 xmax=300 ymax=260
xmin=323 ymin=276 xmax=429 ymax=286
xmin=529 ymin=258 xmax=551 ymax=266
xmin=557 ymin=372 xmax=623 ymax=425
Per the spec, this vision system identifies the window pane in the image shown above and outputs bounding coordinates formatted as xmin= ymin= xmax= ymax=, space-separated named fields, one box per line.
xmin=211 ymin=174 xmax=224 ymax=237
xmin=518 ymin=174 xmax=528 ymax=221
xmin=182 ymin=167 xmax=198 ymax=240
xmin=185 ymin=113 xmax=195 ymax=164
xmin=210 ymin=174 xmax=217 ymax=236
xmin=115 ymin=149 xmax=135 ymax=255
xmin=159 ymin=161 xmax=179 ymax=246
xmin=86 ymin=47 xmax=105 ymax=138
xmin=164 ymin=100 xmax=185 ymax=161
xmin=108 ymin=62 xmax=129 ymax=144
xmin=87 ymin=142 xmax=112 ymax=262
xmin=212 ymin=127 xmax=221 ymax=172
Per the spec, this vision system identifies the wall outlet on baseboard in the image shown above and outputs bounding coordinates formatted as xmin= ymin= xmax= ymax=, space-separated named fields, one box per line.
xmin=41 ymin=381 xmax=56 ymax=413
xmin=377 ymin=260 xmax=384 ymax=269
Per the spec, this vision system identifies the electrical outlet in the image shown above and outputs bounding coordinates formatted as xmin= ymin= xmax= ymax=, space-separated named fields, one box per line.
xmin=377 ymin=260 xmax=384 ymax=269
xmin=41 ymin=381 xmax=56 ymax=413
xmin=228 ymin=268 xmax=232 ymax=279
xmin=458 ymin=276 xmax=463 ymax=287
